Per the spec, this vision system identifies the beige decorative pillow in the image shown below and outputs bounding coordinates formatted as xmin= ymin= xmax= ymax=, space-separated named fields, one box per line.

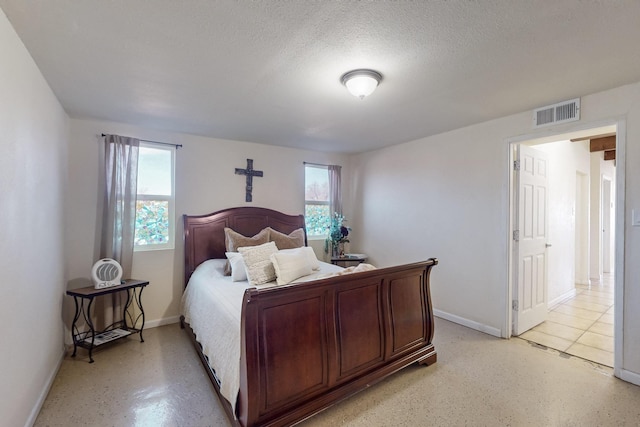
xmin=225 ymin=227 xmax=270 ymax=252
xmin=268 ymin=227 xmax=305 ymax=250
xmin=239 ymin=241 xmax=278 ymax=285
xmin=279 ymin=246 xmax=320 ymax=270
xmin=223 ymin=227 xmax=270 ymax=275
xmin=270 ymin=250 xmax=313 ymax=285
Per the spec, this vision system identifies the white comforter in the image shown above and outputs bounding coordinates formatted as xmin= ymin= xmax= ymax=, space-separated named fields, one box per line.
xmin=180 ymin=259 xmax=343 ymax=413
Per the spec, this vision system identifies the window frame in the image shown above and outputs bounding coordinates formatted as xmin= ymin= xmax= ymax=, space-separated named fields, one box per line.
xmin=134 ymin=142 xmax=176 ymax=252
xmin=304 ymin=164 xmax=330 ymax=240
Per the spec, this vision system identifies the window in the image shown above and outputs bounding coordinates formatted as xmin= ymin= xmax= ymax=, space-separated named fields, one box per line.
xmin=134 ymin=143 xmax=175 ymax=250
xmin=305 ymin=165 xmax=331 ymax=237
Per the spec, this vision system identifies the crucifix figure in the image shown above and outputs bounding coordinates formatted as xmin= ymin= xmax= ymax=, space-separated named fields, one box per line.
xmin=235 ymin=159 xmax=264 ymax=202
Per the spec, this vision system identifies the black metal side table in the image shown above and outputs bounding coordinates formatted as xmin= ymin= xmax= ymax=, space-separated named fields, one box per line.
xmin=66 ymin=279 xmax=149 ymax=363
xmin=330 ymin=254 xmax=368 ymax=267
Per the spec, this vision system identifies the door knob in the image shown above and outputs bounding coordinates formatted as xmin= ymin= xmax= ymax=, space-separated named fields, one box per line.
xmin=545 ymin=243 xmax=552 ymax=248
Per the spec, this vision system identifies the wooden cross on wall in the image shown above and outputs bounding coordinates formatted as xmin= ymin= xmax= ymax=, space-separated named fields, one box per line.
xmin=235 ymin=159 xmax=263 ymax=202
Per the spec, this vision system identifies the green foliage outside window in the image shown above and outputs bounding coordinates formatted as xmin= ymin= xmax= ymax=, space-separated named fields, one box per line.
xmin=135 ymin=200 xmax=169 ymax=245
xmin=305 ymin=204 xmax=331 ymax=236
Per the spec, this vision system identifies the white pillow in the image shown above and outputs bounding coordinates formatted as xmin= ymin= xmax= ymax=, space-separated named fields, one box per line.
xmin=270 ymin=250 xmax=313 ymax=285
xmin=238 ymin=241 xmax=278 ymax=285
xmin=279 ymin=246 xmax=320 ymax=271
xmin=225 ymin=252 xmax=247 ymax=282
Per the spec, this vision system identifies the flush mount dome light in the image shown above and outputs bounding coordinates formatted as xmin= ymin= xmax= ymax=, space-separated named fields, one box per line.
xmin=341 ymin=69 xmax=382 ymax=99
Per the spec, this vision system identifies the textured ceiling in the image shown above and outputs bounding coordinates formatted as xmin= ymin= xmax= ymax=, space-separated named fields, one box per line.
xmin=2 ymin=1 xmax=640 ymax=153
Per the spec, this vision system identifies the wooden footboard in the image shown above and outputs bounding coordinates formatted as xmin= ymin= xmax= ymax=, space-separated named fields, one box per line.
xmin=238 ymin=258 xmax=438 ymax=426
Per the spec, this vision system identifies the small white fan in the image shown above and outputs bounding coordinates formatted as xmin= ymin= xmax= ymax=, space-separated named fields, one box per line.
xmin=91 ymin=258 xmax=123 ymax=289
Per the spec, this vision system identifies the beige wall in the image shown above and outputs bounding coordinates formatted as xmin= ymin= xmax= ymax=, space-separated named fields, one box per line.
xmin=66 ymin=118 xmax=350 ymax=327
xmin=535 ymin=139 xmax=591 ymax=306
xmin=589 ymin=151 xmax=617 ymax=281
xmin=349 ymin=114 xmax=527 ymax=337
xmin=348 ymin=81 xmax=640 ymax=383
xmin=0 ymin=9 xmax=69 ymax=426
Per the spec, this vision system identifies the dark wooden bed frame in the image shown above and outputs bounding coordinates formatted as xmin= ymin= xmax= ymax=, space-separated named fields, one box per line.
xmin=181 ymin=207 xmax=438 ymax=427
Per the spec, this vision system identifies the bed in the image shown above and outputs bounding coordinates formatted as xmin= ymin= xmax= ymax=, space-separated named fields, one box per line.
xmin=180 ymin=206 xmax=438 ymax=426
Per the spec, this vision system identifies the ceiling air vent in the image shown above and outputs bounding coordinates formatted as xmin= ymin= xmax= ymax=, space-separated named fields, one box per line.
xmin=533 ymin=98 xmax=580 ymax=128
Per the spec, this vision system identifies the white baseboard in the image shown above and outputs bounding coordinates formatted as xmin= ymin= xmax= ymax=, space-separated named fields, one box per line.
xmin=144 ymin=315 xmax=180 ymax=329
xmin=618 ymin=368 xmax=640 ymax=387
xmin=26 ymin=347 xmax=64 ymax=427
xmin=548 ymin=288 xmax=577 ymax=310
xmin=433 ymin=309 xmax=502 ymax=338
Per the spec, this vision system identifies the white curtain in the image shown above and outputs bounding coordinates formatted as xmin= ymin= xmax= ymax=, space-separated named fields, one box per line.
xmin=328 ymin=165 xmax=342 ymax=217
xmin=99 ymin=134 xmax=139 ymax=327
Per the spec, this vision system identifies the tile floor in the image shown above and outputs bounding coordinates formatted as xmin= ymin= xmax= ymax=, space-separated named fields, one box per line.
xmin=520 ymin=274 xmax=614 ymax=367
xmin=35 ymin=318 xmax=640 ymax=427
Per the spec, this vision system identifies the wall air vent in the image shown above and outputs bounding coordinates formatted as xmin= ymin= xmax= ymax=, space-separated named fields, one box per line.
xmin=533 ymin=98 xmax=580 ymax=128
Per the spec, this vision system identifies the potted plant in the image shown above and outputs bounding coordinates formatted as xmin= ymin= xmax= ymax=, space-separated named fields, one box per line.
xmin=325 ymin=213 xmax=350 ymax=257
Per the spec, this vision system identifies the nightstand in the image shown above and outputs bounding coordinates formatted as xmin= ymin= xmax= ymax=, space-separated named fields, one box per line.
xmin=66 ymin=279 xmax=149 ymax=363
xmin=331 ymin=254 xmax=368 ymax=267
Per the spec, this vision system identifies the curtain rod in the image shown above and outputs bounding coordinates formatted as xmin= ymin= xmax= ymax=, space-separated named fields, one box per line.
xmin=303 ymin=162 xmax=343 ymax=168
xmin=101 ymin=133 xmax=182 ymax=149
xmin=303 ymin=161 xmax=328 ymax=167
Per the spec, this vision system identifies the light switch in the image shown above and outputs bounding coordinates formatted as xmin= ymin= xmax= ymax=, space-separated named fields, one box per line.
xmin=633 ymin=209 xmax=640 ymax=227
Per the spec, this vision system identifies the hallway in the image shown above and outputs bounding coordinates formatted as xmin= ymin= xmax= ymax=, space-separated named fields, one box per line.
xmin=519 ymin=274 xmax=614 ymax=367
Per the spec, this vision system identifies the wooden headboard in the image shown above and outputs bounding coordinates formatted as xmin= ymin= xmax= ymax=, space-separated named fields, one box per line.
xmin=183 ymin=207 xmax=307 ymax=287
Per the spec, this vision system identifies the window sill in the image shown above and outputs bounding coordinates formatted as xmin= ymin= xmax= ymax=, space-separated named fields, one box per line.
xmin=134 ymin=245 xmax=175 ymax=253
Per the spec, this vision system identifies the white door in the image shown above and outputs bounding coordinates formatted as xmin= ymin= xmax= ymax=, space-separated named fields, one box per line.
xmin=513 ymin=144 xmax=550 ymax=336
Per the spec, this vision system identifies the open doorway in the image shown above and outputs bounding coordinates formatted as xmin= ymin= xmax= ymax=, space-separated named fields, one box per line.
xmin=509 ymin=125 xmax=617 ymax=367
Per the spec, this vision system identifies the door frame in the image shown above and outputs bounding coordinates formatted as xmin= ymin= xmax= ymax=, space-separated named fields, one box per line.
xmin=602 ymin=176 xmax=613 ymax=274
xmin=505 ymin=117 xmax=625 ymax=377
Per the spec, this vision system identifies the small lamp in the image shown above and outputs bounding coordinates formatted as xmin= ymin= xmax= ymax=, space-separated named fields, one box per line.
xmin=341 ymin=69 xmax=383 ymax=99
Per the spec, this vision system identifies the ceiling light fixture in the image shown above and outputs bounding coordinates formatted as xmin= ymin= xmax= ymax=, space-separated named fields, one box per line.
xmin=341 ymin=69 xmax=383 ymax=99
